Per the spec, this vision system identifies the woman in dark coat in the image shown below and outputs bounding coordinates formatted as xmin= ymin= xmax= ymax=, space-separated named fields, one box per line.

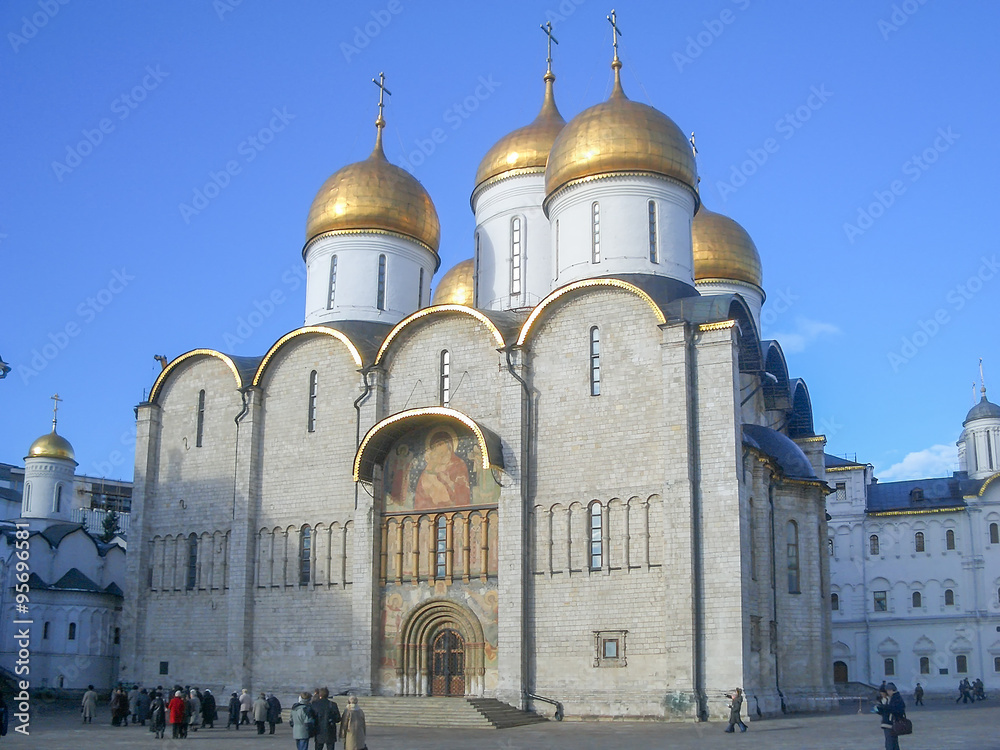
xmin=149 ymin=691 xmax=166 ymax=739
xmin=136 ymin=688 xmax=151 ymax=726
xmin=110 ymin=687 xmax=129 ymax=727
xmin=227 ymin=691 xmax=241 ymax=730
xmin=202 ymin=689 xmax=217 ymax=728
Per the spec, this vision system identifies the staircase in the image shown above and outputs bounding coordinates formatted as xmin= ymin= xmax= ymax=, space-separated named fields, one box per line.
xmin=356 ymin=697 xmax=547 ymax=729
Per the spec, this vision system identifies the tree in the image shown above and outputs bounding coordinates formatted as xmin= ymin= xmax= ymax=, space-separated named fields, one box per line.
xmin=100 ymin=510 xmax=120 ymax=543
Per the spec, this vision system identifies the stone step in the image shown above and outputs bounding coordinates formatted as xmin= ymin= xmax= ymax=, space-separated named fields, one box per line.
xmin=350 ymin=697 xmax=547 ymax=729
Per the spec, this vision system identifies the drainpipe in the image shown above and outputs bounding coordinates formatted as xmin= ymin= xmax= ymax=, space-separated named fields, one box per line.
xmin=354 ymin=369 xmax=375 ymax=510
xmin=232 ymin=388 xmax=251 ymax=520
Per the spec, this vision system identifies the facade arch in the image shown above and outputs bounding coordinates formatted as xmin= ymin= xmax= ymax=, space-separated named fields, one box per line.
xmin=397 ymin=599 xmax=486 ymax=697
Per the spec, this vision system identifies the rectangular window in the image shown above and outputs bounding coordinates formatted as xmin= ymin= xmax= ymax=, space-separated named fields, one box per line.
xmin=418 ymin=267 xmax=424 ymax=308
xmin=307 ymin=370 xmax=318 ymax=433
xmin=299 ymin=527 xmax=312 ymax=586
xmin=956 ymin=654 xmax=968 ymax=673
xmin=327 ymin=255 xmax=338 ymax=309
xmin=473 ymin=233 xmax=480 ymax=306
xmin=593 ymin=630 xmax=627 ymax=667
xmin=510 ymin=216 xmax=522 ymax=297
xmin=68 ymin=622 xmax=76 ymax=640
xmin=990 ymin=523 xmax=999 ymax=545
xmin=43 ymin=622 xmax=50 ymax=639
xmin=159 ymin=661 xmax=169 ymax=676
xmin=590 ymin=327 xmax=601 ymax=396
xmin=874 ymin=591 xmax=887 ymax=612
xmin=946 ymin=529 xmax=956 ymax=550
xmin=787 ymin=521 xmax=800 ymax=594
xmin=915 ymin=532 xmax=925 ymax=552
xmin=884 ymin=658 xmax=895 ymax=676
xmin=648 ymin=200 xmax=657 ymax=263
xmin=602 ymin=639 xmax=618 ymax=659
xmin=186 ymin=535 xmax=198 ymax=591
xmin=590 ymin=503 xmax=602 ymax=570
xmin=831 ymin=593 xmax=839 ymax=611
xmin=439 ymin=350 xmax=450 ymax=406
xmin=994 ymin=656 xmax=1000 ymax=673
xmin=920 ymin=656 xmax=930 ymax=674
xmin=435 ymin=517 xmax=447 ymax=579
xmin=377 ymin=254 xmax=387 ymax=311
xmin=196 ymin=389 xmax=206 ymax=447
xmin=835 ymin=482 xmax=846 ymax=502
xmin=591 ymin=202 xmax=601 ymax=263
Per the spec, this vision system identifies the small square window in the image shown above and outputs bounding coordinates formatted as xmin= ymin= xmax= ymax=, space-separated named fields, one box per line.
xmin=593 ymin=630 xmax=627 ymax=668
xmin=159 ymin=661 xmax=169 ymax=675
xmin=603 ymin=639 xmax=619 ymax=659
xmin=873 ymin=591 xmax=887 ymax=612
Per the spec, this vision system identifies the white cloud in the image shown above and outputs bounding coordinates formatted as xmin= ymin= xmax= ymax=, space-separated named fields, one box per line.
xmin=878 ymin=444 xmax=957 ymax=481
xmin=767 ymin=316 xmax=840 ymax=353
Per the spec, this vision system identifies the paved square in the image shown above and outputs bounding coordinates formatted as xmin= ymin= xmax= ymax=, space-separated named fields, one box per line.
xmin=9 ymin=698 xmax=999 ymax=749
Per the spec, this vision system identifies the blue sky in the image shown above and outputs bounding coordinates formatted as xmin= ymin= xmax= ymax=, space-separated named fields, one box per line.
xmin=1 ymin=1 xmax=998 ymax=482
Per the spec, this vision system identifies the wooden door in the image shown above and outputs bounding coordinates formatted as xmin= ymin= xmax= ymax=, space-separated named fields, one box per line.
xmin=430 ymin=629 xmax=465 ymax=696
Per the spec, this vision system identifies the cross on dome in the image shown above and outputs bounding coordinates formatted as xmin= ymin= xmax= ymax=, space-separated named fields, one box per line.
xmin=540 ymin=21 xmax=559 ymax=75
xmin=607 ymin=8 xmax=623 ymax=67
xmin=51 ymin=393 xmax=62 ymax=431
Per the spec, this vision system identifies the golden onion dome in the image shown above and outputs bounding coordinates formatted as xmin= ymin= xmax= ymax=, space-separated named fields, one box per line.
xmin=544 ymin=63 xmax=697 ymax=201
xmin=474 ymin=71 xmax=565 ymax=195
xmin=305 ymin=124 xmax=441 ymax=252
xmin=692 ymin=205 xmax=763 ymax=289
xmin=27 ymin=429 xmax=76 ymax=462
xmin=432 ymin=259 xmax=475 ymax=306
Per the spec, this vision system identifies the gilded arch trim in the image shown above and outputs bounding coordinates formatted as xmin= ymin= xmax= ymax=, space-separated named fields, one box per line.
xmin=149 ymin=349 xmax=243 ymax=403
xmin=980 ymin=471 xmax=1000 ymax=497
xmin=516 ymin=278 xmax=666 ymax=347
xmin=375 ymin=305 xmax=506 ymax=366
xmin=252 ymin=327 xmax=363 ymax=386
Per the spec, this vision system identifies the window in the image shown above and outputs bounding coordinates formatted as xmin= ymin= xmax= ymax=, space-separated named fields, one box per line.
xmin=435 ymin=516 xmax=447 ymax=578
xmin=787 ymin=521 xmax=800 ymax=594
xmin=23 ymin=483 xmax=30 ymax=512
xmin=831 ymin=593 xmax=839 ymax=611
xmin=589 ymin=327 xmax=601 ymax=396
xmin=113 ymin=627 xmax=120 ymax=645
xmin=439 ymin=350 xmax=450 ymax=406
xmin=591 ymin=202 xmax=601 ymax=263
xmin=159 ymin=661 xmax=169 ymax=676
xmin=590 ymin=502 xmax=602 ymax=570
xmin=873 ymin=591 xmax=887 ymax=612
xmin=307 ymin=371 xmax=318 ymax=432
xmin=376 ymin=254 xmax=386 ymax=311
xmin=186 ymin=534 xmax=198 ymax=590
xmin=196 ymin=389 xmax=206 ymax=447
xmin=956 ymin=655 xmax=968 ymax=673
xmin=593 ymin=629 xmax=627 ymax=667
xmin=990 ymin=522 xmax=999 ymax=545
xmin=510 ymin=216 xmax=522 ymax=297
xmin=946 ymin=529 xmax=956 ymax=550
xmin=54 ymin=484 xmax=62 ymax=513
xmin=43 ymin=622 xmax=50 ymax=639
xmin=914 ymin=531 xmax=924 ymax=552
xmin=603 ymin=639 xmax=619 ymax=658
xmin=869 ymin=534 xmax=880 ymax=556
xmin=835 ymin=482 xmax=846 ymax=502
xmin=555 ymin=219 xmax=560 ymax=271
xmin=995 ymin=656 xmax=1000 ymax=673
xmin=418 ymin=267 xmax=424 ymax=308
xmin=327 ymin=255 xmax=338 ymax=309
xmin=828 ymin=538 xmax=834 ymax=556
xmin=648 ymin=200 xmax=657 ymax=262
xmin=944 ymin=588 xmax=954 ymax=606
xmin=299 ymin=526 xmax=311 ymax=586
xmin=884 ymin=658 xmax=895 ymax=676
xmin=68 ymin=622 xmax=77 ymax=640
xmin=912 ymin=591 xmax=922 ymax=608
xmin=920 ymin=656 xmax=930 ymax=674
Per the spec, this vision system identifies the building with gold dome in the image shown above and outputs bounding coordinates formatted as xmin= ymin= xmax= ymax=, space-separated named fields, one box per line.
xmin=122 ymin=23 xmax=834 ymax=723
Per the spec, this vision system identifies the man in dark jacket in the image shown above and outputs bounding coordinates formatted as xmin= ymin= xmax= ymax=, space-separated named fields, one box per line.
xmin=202 ymin=689 xmax=217 ymax=728
xmin=227 ymin=692 xmax=241 ymax=729
xmin=878 ymin=682 xmax=906 ymax=750
xmin=266 ymin=693 xmax=282 ymax=735
xmin=310 ymin=687 xmax=341 ymax=749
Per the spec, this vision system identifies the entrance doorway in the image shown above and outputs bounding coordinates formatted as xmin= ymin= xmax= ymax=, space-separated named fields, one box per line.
xmin=431 ymin=629 xmax=465 ymax=696
xmin=833 ymin=660 xmax=849 ymax=683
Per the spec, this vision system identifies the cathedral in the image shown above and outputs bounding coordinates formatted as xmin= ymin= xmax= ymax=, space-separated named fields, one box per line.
xmin=121 ymin=25 xmax=834 ymax=721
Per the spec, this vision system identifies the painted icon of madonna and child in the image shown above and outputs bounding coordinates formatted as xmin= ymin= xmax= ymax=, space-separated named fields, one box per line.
xmin=384 ymin=424 xmax=499 ymax=511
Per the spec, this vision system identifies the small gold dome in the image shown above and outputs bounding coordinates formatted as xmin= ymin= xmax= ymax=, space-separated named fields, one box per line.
xmin=27 ymin=429 xmax=76 ymax=462
xmin=692 ymin=205 xmax=763 ymax=289
xmin=305 ymin=128 xmax=441 ymax=252
xmin=432 ymin=259 xmax=475 ymax=306
xmin=544 ymin=66 xmax=697 ymax=200
xmin=474 ymin=72 xmax=565 ymax=194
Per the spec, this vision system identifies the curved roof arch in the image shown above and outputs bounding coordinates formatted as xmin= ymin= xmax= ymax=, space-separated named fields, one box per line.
xmin=516 ymin=278 xmax=666 ymax=347
xmin=788 ymin=378 xmax=815 ymax=438
xmin=762 ymin=340 xmax=792 ymax=410
xmin=149 ymin=349 xmax=250 ymax=403
xmin=253 ymin=326 xmax=363 ymax=386
xmin=375 ymin=305 xmax=508 ymax=366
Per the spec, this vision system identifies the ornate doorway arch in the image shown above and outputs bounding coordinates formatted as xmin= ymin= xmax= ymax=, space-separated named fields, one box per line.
xmin=398 ymin=599 xmax=485 ymax=697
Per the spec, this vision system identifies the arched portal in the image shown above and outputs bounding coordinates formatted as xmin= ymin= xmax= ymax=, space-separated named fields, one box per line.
xmin=833 ymin=661 xmax=849 ymax=684
xmin=398 ymin=599 xmax=485 ymax=697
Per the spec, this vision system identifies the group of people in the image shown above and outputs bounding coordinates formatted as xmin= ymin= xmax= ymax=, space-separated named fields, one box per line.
xmin=81 ymin=683 xmax=220 ymax=738
xmin=955 ymin=677 xmax=988 ymax=703
xmin=288 ymin=692 xmax=366 ymax=750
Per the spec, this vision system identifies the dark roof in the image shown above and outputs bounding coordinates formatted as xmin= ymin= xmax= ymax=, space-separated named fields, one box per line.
xmin=604 ymin=273 xmax=699 ymax=311
xmin=227 ymin=354 xmax=265 ymax=386
xmin=104 ymin=582 xmax=124 ymax=597
xmin=743 ymin=424 xmax=818 ymax=480
xmin=26 ymin=572 xmax=48 ymax=590
xmin=51 ymin=568 xmax=104 ymax=593
xmin=320 ymin=320 xmax=394 ymax=366
xmin=965 ymin=395 xmax=1000 ymax=424
xmin=867 ymin=476 xmax=983 ymax=514
xmin=825 ymin=453 xmax=865 ymax=469
xmin=39 ymin=523 xmax=86 ymax=546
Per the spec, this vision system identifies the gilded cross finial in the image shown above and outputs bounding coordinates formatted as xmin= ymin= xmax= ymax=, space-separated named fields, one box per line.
xmin=50 ymin=393 xmax=62 ymax=431
xmin=607 ymin=9 xmax=623 ymax=66
xmin=980 ymin=357 xmax=987 ymax=397
xmin=372 ymin=71 xmax=391 ymax=129
xmin=689 ymin=132 xmax=698 ymax=156
xmin=540 ymin=21 xmax=559 ymax=75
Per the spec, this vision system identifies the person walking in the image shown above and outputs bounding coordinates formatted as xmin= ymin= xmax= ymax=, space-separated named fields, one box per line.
xmin=724 ymin=687 xmax=748 ymax=733
xmin=253 ymin=692 xmax=269 ymax=734
xmin=290 ymin=692 xmax=317 ymax=750
xmin=110 ymin=687 xmax=128 ymax=727
xmin=240 ymin=688 xmax=253 ymax=725
xmin=227 ymin=691 xmax=241 ymax=729
xmin=149 ymin=691 xmax=166 ymax=740
xmin=266 ymin=693 xmax=282 ymax=735
xmin=339 ymin=696 xmax=366 ymax=750
xmin=81 ymin=685 xmax=98 ymax=724
xmin=913 ymin=683 xmax=923 ymax=706
xmin=136 ymin=688 xmax=151 ymax=726
xmin=311 ymin=687 xmax=341 ymax=750
xmin=876 ymin=682 xmax=907 ymax=750
xmin=188 ymin=689 xmax=202 ymax=733
xmin=957 ymin=678 xmax=972 ymax=704
xmin=128 ymin=685 xmax=140 ymax=724
xmin=202 ymin=688 xmax=217 ymax=728
xmin=168 ymin=690 xmax=186 ymax=740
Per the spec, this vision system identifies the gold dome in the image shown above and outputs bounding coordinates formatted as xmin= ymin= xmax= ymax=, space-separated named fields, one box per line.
xmin=27 ymin=429 xmax=76 ymax=462
xmin=544 ymin=65 xmax=697 ymax=201
xmin=474 ymin=72 xmax=565 ymax=195
xmin=305 ymin=127 xmax=441 ymax=252
xmin=692 ymin=205 xmax=763 ymax=289
xmin=432 ymin=259 xmax=475 ymax=306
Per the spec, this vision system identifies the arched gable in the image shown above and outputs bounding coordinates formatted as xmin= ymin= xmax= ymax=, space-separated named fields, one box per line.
xmin=788 ymin=379 xmax=815 ymax=438
xmin=376 ymin=305 xmax=507 ymax=366
xmin=149 ymin=349 xmax=246 ymax=403
xmin=762 ymin=340 xmax=792 ymax=410
xmin=253 ymin=327 xmax=363 ymax=386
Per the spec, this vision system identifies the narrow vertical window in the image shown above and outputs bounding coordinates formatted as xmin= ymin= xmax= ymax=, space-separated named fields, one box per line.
xmin=113 ymin=627 xmax=121 ymax=645
xmin=439 ymin=350 xmax=450 ymax=406
xmin=990 ymin=522 xmax=999 ymax=545
xmin=68 ymin=622 xmax=76 ymax=640
xmin=555 ymin=219 xmax=560 ymax=274
xmin=869 ymin=534 xmax=880 ymax=556
xmin=831 ymin=593 xmax=839 ymax=611
xmin=186 ymin=534 xmax=197 ymax=590
xmin=945 ymin=588 xmax=954 ymax=606
xmin=23 ymin=484 xmax=30 ymax=512
xmin=989 ymin=431 xmax=995 ymax=470
xmin=54 ymin=484 xmax=62 ymax=513
xmin=435 ymin=516 xmax=447 ymax=578
xmin=787 ymin=520 xmax=800 ymax=593
xmin=920 ymin=656 xmax=930 ymax=674
xmin=589 ymin=327 xmax=601 ymax=396
xmin=956 ymin=654 xmax=968 ymax=673
xmin=376 ymin=254 xmax=387 ymax=311
xmin=327 ymin=255 xmax=338 ymax=309
xmin=299 ymin=526 xmax=311 ymax=586
xmin=884 ymin=658 xmax=895 ymax=676
xmin=912 ymin=591 xmax=922 ymax=608
xmin=591 ymin=202 xmax=601 ymax=263
xmin=510 ymin=216 xmax=522 ymax=297
xmin=946 ymin=529 xmax=956 ymax=550
xmin=914 ymin=531 xmax=924 ymax=552
xmin=648 ymin=200 xmax=658 ymax=263
xmin=589 ymin=502 xmax=602 ymax=570
xmin=307 ymin=370 xmax=318 ymax=433
xmin=196 ymin=389 xmax=206 ymax=447
xmin=828 ymin=538 xmax=834 ymax=556
xmin=43 ymin=622 xmax=50 ymax=639
xmin=418 ymin=267 xmax=424 ymax=308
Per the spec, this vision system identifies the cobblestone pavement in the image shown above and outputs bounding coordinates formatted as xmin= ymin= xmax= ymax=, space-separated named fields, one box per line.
xmin=8 ymin=698 xmax=999 ymax=750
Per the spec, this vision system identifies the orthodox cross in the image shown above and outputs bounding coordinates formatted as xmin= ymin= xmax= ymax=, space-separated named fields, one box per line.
xmin=372 ymin=71 xmax=391 ymax=125
xmin=51 ymin=393 xmax=62 ymax=429
xmin=607 ymin=9 xmax=623 ymax=62
xmin=980 ymin=357 xmax=987 ymax=396
xmin=689 ymin=132 xmax=698 ymax=156
xmin=540 ymin=21 xmax=559 ymax=73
